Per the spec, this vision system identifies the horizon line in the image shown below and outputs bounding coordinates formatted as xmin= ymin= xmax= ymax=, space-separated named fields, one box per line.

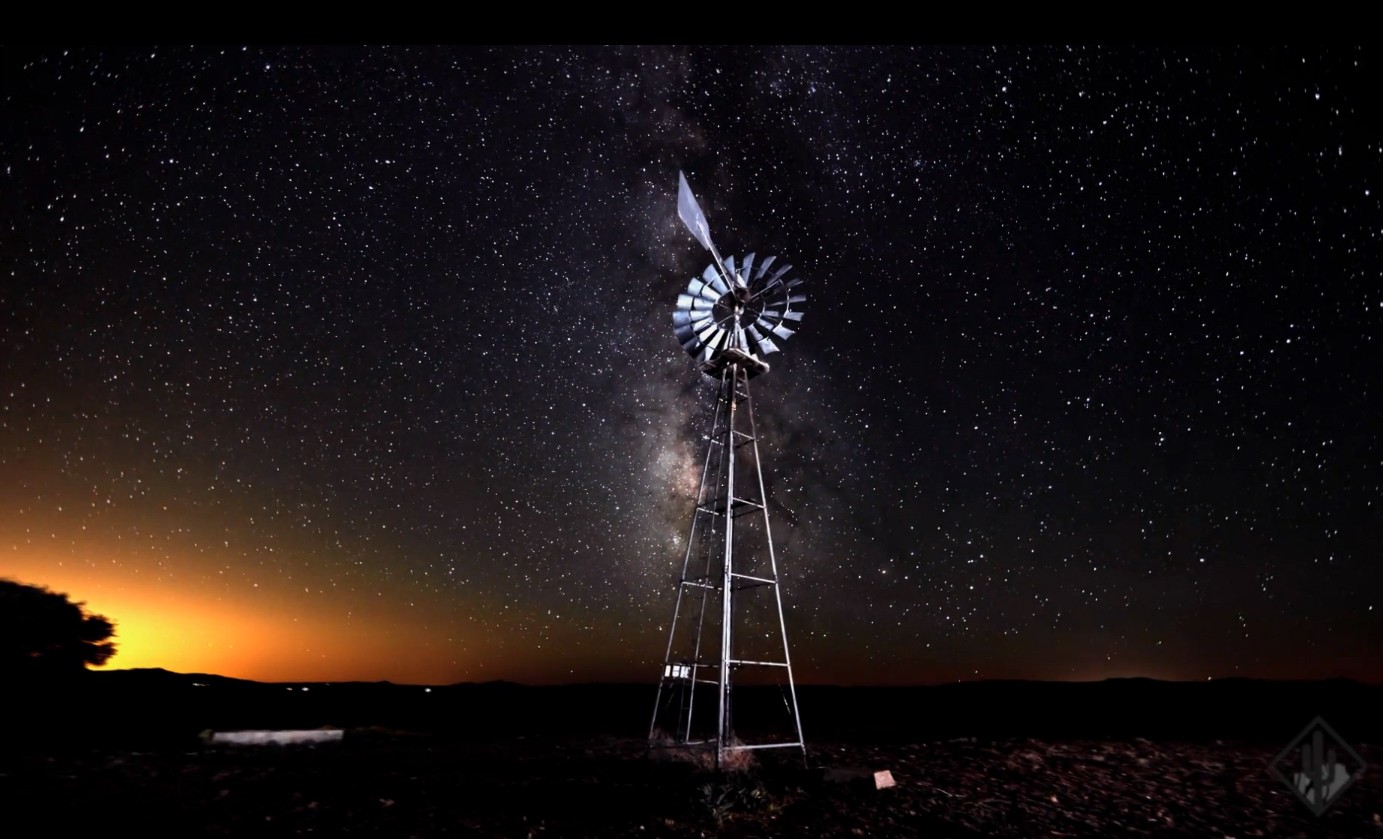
xmin=85 ymin=667 xmax=1383 ymax=690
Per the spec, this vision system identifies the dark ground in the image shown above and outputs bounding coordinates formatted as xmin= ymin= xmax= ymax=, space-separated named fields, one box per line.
xmin=2 ymin=672 xmax=1379 ymax=837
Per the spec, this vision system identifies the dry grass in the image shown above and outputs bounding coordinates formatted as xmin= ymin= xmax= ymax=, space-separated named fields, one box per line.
xmin=647 ymin=733 xmax=762 ymax=773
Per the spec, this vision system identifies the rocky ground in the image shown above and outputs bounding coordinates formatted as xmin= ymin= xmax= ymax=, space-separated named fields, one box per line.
xmin=3 ymin=732 xmax=1378 ymax=837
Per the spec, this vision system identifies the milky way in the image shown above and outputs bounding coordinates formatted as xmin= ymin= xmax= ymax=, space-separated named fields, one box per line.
xmin=1 ymin=46 xmax=1377 ymax=685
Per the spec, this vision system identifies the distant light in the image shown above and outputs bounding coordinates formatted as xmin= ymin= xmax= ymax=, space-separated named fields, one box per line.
xmin=425 ymin=688 xmax=432 ymax=693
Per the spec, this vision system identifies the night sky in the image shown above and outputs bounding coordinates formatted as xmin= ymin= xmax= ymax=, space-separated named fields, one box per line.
xmin=2 ymin=46 xmax=1378 ymax=686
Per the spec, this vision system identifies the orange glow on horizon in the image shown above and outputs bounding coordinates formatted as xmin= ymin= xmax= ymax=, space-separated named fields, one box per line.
xmin=2 ymin=550 xmax=485 ymax=685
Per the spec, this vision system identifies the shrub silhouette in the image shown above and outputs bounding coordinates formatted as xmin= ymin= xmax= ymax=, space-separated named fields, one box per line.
xmin=0 ymin=578 xmax=117 ymax=677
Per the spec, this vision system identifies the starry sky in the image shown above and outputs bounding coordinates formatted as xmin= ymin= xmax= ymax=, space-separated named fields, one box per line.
xmin=2 ymin=46 xmax=1378 ymax=686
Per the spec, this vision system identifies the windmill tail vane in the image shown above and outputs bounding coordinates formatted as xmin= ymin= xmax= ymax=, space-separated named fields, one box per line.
xmin=677 ymin=170 xmax=734 ymax=287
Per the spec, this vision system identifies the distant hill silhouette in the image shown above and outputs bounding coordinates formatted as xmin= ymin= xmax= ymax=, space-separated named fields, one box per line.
xmin=7 ymin=669 xmax=1378 ymax=752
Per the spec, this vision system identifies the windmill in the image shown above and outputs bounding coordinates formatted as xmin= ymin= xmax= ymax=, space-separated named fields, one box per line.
xmin=648 ymin=170 xmax=807 ymax=769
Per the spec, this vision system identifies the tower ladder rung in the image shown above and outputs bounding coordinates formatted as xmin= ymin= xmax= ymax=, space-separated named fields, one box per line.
xmin=696 ymin=496 xmax=764 ymax=515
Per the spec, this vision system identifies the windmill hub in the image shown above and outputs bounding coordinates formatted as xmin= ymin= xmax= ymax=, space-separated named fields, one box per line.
xmin=714 ymin=294 xmax=762 ymax=328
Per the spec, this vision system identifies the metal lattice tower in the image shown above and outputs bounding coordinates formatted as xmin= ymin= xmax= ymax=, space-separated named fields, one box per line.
xmin=648 ymin=171 xmax=807 ymax=769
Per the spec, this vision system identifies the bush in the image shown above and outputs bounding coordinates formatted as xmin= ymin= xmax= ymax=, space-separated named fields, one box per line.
xmin=0 ymin=578 xmax=117 ymax=677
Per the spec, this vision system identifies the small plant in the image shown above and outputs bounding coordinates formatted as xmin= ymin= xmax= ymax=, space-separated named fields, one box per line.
xmin=695 ymin=775 xmax=771 ymax=826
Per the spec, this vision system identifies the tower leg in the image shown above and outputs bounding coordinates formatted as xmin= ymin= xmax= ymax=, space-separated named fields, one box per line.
xmin=744 ymin=375 xmax=808 ymax=767
xmin=717 ymin=364 xmax=737 ymax=768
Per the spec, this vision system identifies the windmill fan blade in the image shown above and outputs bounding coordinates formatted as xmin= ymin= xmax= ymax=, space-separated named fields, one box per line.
xmin=690 ymin=273 xmax=720 ymax=296
xmin=747 ymin=324 xmax=780 ymax=355
xmin=751 ymin=282 xmax=782 ymax=302
xmin=696 ymin=320 xmax=726 ymax=344
xmin=677 ymin=293 xmax=715 ymax=312
xmin=692 ymin=282 xmax=720 ymax=303
xmin=770 ymin=323 xmax=796 ymax=340
xmin=741 ymin=252 xmax=756 ymax=285
xmin=750 ymin=265 xmax=794 ymax=300
xmin=754 ymin=254 xmax=777 ymax=280
xmin=674 ymin=309 xmax=719 ymax=330
xmin=692 ymin=316 xmax=719 ymax=336
xmin=675 ymin=327 xmax=696 ymax=346
xmin=780 ymin=309 xmax=804 ymax=322
xmin=688 ymin=276 xmax=713 ymax=301
xmin=677 ymin=170 xmax=716 ymax=254
xmin=682 ymin=322 xmax=721 ymax=352
xmin=698 ymin=328 xmax=728 ymax=360
xmin=702 ymin=265 xmax=729 ymax=297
